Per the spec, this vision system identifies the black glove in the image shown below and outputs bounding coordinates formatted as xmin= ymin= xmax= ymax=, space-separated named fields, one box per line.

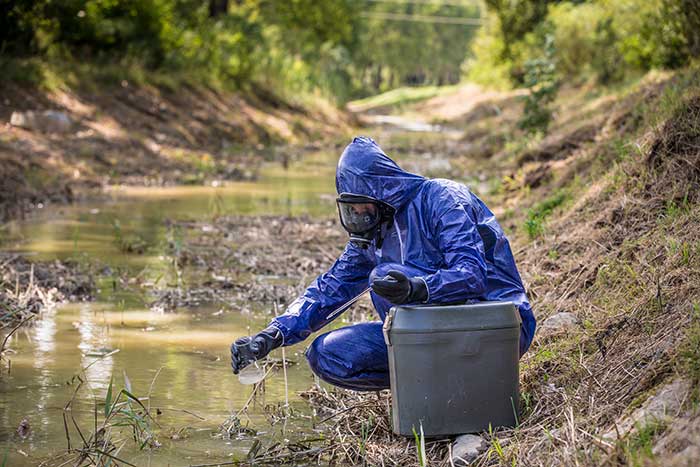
xmin=371 ymin=270 xmax=428 ymax=305
xmin=230 ymin=326 xmax=283 ymax=374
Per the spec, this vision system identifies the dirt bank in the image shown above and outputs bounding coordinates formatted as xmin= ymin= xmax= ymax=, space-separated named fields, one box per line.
xmin=0 ymin=78 xmax=352 ymax=221
xmin=166 ymin=70 xmax=700 ymax=466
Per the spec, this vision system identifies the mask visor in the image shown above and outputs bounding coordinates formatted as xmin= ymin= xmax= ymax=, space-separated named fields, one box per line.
xmin=337 ymin=199 xmax=380 ymax=234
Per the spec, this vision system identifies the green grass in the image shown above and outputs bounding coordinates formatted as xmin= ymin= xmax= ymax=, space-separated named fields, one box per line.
xmin=524 ymin=190 xmax=570 ymax=240
xmin=348 ymin=85 xmax=458 ymax=112
xmin=622 ymin=420 xmax=665 ymax=466
xmin=412 ymin=423 xmax=426 ymax=467
xmin=679 ymin=302 xmax=700 ymax=386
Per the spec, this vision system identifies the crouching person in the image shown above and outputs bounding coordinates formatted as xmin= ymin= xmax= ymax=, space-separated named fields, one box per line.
xmin=230 ymin=137 xmax=536 ymax=391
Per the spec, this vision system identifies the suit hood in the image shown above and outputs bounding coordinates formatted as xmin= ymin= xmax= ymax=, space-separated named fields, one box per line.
xmin=335 ymin=137 xmax=425 ymax=210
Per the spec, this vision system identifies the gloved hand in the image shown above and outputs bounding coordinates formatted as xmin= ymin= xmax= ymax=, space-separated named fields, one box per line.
xmin=371 ymin=270 xmax=428 ymax=305
xmin=230 ymin=326 xmax=283 ymax=374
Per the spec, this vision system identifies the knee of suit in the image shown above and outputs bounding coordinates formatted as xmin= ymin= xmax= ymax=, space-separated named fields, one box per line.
xmin=305 ymin=332 xmax=352 ymax=380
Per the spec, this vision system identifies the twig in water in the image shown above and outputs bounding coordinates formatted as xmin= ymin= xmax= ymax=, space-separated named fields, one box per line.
xmin=147 ymin=366 xmax=164 ymax=413
xmin=0 ymin=314 xmax=36 ymax=360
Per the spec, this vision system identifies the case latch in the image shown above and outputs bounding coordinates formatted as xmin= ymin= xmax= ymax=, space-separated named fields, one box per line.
xmin=382 ymin=307 xmax=396 ymax=346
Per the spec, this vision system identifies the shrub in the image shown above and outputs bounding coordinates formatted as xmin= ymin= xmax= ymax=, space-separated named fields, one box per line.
xmin=471 ymin=0 xmax=696 ymax=88
xmin=519 ymin=34 xmax=560 ymax=135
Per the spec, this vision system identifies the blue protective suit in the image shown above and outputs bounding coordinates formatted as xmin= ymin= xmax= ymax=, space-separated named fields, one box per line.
xmin=271 ymin=137 xmax=536 ymax=391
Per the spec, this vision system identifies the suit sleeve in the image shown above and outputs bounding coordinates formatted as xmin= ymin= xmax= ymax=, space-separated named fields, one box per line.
xmin=270 ymin=241 xmax=376 ymax=345
xmin=421 ymin=203 xmax=487 ymax=303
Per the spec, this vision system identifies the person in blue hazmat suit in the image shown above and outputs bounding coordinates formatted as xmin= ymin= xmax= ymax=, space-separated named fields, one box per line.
xmin=231 ymin=137 xmax=536 ymax=390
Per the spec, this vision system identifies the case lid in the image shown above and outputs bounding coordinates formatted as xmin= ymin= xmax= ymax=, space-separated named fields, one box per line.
xmin=388 ymin=301 xmax=521 ymax=335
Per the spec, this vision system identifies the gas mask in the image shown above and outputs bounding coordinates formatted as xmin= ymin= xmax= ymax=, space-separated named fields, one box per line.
xmin=336 ymin=193 xmax=396 ymax=249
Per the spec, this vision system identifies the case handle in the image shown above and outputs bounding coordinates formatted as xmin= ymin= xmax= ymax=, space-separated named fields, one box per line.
xmin=382 ymin=307 xmax=396 ymax=346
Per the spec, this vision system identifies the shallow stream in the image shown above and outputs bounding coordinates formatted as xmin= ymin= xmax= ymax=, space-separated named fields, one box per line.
xmin=0 ymin=149 xmax=340 ymax=466
xmin=0 ymin=122 xmax=460 ymax=466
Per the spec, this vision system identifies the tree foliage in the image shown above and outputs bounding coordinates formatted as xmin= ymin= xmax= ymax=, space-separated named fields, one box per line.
xmin=519 ymin=35 xmax=559 ymax=135
xmin=0 ymin=0 xmax=479 ymax=101
xmin=467 ymin=0 xmax=699 ymax=87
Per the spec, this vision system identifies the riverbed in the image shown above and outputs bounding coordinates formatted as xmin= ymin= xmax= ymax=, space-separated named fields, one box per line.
xmin=0 ymin=122 xmax=465 ymax=466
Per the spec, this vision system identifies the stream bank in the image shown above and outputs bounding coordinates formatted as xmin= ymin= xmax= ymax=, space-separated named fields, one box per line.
xmin=0 ymin=78 xmax=353 ymax=222
xmin=1 ymin=68 xmax=699 ymax=466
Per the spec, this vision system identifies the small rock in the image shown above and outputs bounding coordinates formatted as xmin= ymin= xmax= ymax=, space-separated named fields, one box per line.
xmin=603 ymin=378 xmax=690 ymax=440
xmin=451 ymin=434 xmax=487 ymax=465
xmin=665 ymin=445 xmax=700 ymax=467
xmin=17 ymin=418 xmax=30 ymax=439
xmin=10 ymin=110 xmax=73 ymax=133
xmin=652 ymin=415 xmax=700 ymax=457
xmin=539 ymin=312 xmax=578 ymax=337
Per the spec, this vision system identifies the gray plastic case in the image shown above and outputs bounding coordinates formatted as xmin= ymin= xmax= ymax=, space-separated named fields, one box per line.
xmin=383 ymin=301 xmax=521 ymax=436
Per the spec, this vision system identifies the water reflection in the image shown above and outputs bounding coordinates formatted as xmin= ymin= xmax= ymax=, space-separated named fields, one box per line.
xmin=2 ymin=301 xmax=317 ymax=465
xmin=78 ymin=305 xmax=113 ymax=393
xmin=32 ymin=309 xmax=56 ymax=369
xmin=2 ymin=154 xmax=337 ymax=267
xmin=0 ymin=152 xmax=339 ymax=465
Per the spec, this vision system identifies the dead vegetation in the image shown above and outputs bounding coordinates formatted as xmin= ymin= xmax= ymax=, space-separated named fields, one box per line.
xmin=145 ymin=69 xmax=700 ymax=466
xmin=0 ymin=254 xmax=94 ymax=367
xmin=0 ymin=255 xmax=94 ymax=328
xmin=151 ymin=216 xmax=375 ymax=321
xmin=301 ymin=386 xmax=451 ymax=466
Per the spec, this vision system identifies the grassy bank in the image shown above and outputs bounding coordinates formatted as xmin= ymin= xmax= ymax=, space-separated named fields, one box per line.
xmin=0 ymin=58 xmax=352 ymax=221
xmin=385 ymin=68 xmax=700 ymax=466
xmin=145 ymin=66 xmax=700 ymax=466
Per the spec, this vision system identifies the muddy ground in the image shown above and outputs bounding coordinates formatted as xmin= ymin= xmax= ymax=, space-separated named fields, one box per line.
xmin=0 ymin=80 xmax=353 ymax=221
xmin=1 ymin=67 xmax=699 ymax=466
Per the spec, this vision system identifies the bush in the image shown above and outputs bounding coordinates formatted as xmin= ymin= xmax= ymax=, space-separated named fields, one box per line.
xmin=471 ymin=0 xmax=697 ymax=88
xmin=519 ymin=35 xmax=560 ymax=135
xmin=524 ymin=190 xmax=569 ymax=240
xmin=463 ymin=14 xmax=512 ymax=89
xmin=0 ymin=0 xmax=172 ymax=63
xmin=546 ymin=2 xmax=609 ymax=80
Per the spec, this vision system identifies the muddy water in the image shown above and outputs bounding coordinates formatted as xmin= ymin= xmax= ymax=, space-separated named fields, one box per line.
xmin=0 ymin=124 xmax=461 ymax=465
xmin=0 ymin=150 xmax=340 ymax=466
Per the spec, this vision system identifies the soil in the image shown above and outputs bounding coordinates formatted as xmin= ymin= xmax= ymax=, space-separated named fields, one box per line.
xmin=0 ymin=80 xmax=353 ymax=221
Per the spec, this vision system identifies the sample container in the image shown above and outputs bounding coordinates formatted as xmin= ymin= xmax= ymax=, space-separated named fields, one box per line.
xmin=382 ymin=301 xmax=521 ymax=436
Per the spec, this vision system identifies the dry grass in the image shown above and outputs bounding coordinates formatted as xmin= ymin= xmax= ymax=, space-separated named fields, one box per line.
xmin=301 ymin=386 xmax=451 ymax=466
xmin=0 ymin=255 xmax=94 ymax=372
xmin=0 ymin=255 xmax=93 ymax=329
xmin=275 ymin=69 xmax=700 ymax=467
xmin=473 ymin=69 xmax=700 ymax=466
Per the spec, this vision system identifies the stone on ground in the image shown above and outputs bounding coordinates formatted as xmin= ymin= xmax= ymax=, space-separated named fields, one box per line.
xmin=539 ymin=311 xmax=578 ymax=337
xmin=451 ymin=434 xmax=487 ymax=466
xmin=10 ymin=110 xmax=73 ymax=133
xmin=603 ymin=378 xmax=690 ymax=441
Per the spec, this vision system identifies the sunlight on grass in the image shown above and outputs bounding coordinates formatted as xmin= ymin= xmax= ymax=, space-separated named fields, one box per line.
xmin=347 ymin=85 xmax=459 ymax=112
